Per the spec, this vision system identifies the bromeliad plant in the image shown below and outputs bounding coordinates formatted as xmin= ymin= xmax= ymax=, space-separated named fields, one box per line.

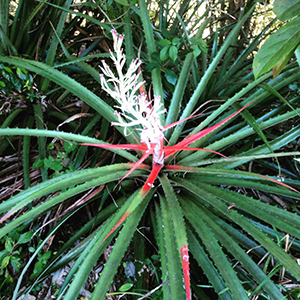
xmin=80 ymin=30 xmax=251 ymax=299
xmin=82 ymin=29 xmax=247 ymax=191
xmin=1 ymin=1 xmax=300 ymax=299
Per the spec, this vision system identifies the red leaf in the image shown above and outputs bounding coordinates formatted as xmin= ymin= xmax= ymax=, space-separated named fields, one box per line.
xmin=118 ymin=150 xmax=152 ymax=183
xmin=80 ymin=143 xmax=148 ymax=151
xmin=164 ymin=146 xmax=229 ymax=159
xmin=127 ymin=162 xmax=151 ymax=170
xmin=165 ymin=102 xmax=252 ymax=157
xmin=101 ymin=211 xmax=131 ymax=244
xmin=141 ymin=162 xmax=163 ymax=195
xmin=164 ymin=165 xmax=195 ymax=171
xmin=259 ymin=174 xmax=300 ymax=194
xmin=181 ymin=245 xmax=191 ymax=300
xmin=163 ymin=113 xmax=203 ymax=131
xmin=100 ymin=161 xmax=162 ymax=246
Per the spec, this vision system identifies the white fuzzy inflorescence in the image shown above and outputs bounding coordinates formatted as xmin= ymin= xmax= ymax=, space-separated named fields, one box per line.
xmin=100 ymin=30 xmax=166 ymax=151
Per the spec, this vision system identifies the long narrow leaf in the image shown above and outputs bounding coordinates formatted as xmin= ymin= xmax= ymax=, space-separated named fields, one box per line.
xmin=178 ymin=111 xmax=300 ymax=166
xmin=0 ymin=128 xmax=137 ymax=162
xmin=62 ymin=189 xmax=144 ymax=300
xmin=0 ymin=164 xmax=140 ymax=220
xmin=89 ymin=191 xmax=153 ymax=300
xmin=159 ymin=194 xmax=185 ymax=299
xmin=186 ymin=227 xmax=235 ymax=300
xmin=0 ymin=170 xmax=135 ymax=238
xmin=160 ymin=174 xmax=190 ymax=300
xmin=138 ymin=0 xmax=164 ymax=119
xmin=174 ymin=178 xmax=300 ymax=280
xmin=152 ymin=202 xmax=170 ymax=300
xmin=182 ymin=200 xmax=285 ymax=299
xmin=0 ymin=56 xmax=139 ymax=143
xmin=168 ymin=6 xmax=255 ymax=145
xmin=182 ymin=198 xmax=249 ymax=299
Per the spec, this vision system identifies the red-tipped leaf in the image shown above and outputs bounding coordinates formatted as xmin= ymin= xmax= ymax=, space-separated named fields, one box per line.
xmin=165 ymin=102 xmax=252 ymax=158
xmin=163 ymin=113 xmax=203 ymax=131
xmin=181 ymin=245 xmax=191 ymax=300
xmin=100 ymin=161 xmax=162 ymax=246
xmin=80 ymin=143 xmax=148 ymax=151
xmin=118 ymin=150 xmax=152 ymax=183
xmin=101 ymin=211 xmax=131 ymax=244
xmin=164 ymin=146 xmax=229 ymax=159
xmin=142 ymin=162 xmax=163 ymax=195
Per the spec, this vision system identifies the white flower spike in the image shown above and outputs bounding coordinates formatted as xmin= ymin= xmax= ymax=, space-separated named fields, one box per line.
xmin=99 ymin=29 xmax=166 ymax=162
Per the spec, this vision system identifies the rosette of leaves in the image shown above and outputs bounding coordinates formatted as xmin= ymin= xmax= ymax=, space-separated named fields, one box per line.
xmin=0 ymin=1 xmax=300 ymax=299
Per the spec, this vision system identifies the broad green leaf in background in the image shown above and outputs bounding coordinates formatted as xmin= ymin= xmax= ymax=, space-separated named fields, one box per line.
xmin=164 ymin=69 xmax=177 ymax=85
xmin=160 ymin=45 xmax=170 ymax=61
xmin=272 ymin=50 xmax=294 ymax=78
xmin=17 ymin=232 xmax=34 ymax=245
xmin=169 ymin=45 xmax=178 ymax=62
xmin=253 ymin=16 xmax=300 ymax=78
xmin=273 ymin=0 xmax=300 ymax=21
xmin=158 ymin=39 xmax=171 ymax=46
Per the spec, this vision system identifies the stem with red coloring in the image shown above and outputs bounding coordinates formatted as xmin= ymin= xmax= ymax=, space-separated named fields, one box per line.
xmin=181 ymin=245 xmax=191 ymax=300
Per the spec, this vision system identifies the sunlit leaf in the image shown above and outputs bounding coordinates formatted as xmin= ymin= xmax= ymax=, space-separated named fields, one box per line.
xmin=253 ymin=16 xmax=300 ymax=78
xmin=274 ymin=0 xmax=300 ymax=21
xmin=17 ymin=232 xmax=34 ymax=244
xmin=119 ymin=283 xmax=133 ymax=292
xmin=160 ymin=45 xmax=170 ymax=61
xmin=169 ymin=45 xmax=178 ymax=62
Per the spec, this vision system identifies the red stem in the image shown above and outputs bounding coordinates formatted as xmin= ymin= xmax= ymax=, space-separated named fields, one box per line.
xmin=141 ymin=162 xmax=163 ymax=195
xmin=181 ymin=245 xmax=191 ymax=300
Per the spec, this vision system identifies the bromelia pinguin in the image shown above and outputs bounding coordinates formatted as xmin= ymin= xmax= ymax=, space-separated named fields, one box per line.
xmin=81 ymin=29 xmax=254 ymax=300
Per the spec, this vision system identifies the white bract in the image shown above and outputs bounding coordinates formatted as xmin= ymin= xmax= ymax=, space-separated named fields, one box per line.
xmin=100 ymin=30 xmax=166 ymax=156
